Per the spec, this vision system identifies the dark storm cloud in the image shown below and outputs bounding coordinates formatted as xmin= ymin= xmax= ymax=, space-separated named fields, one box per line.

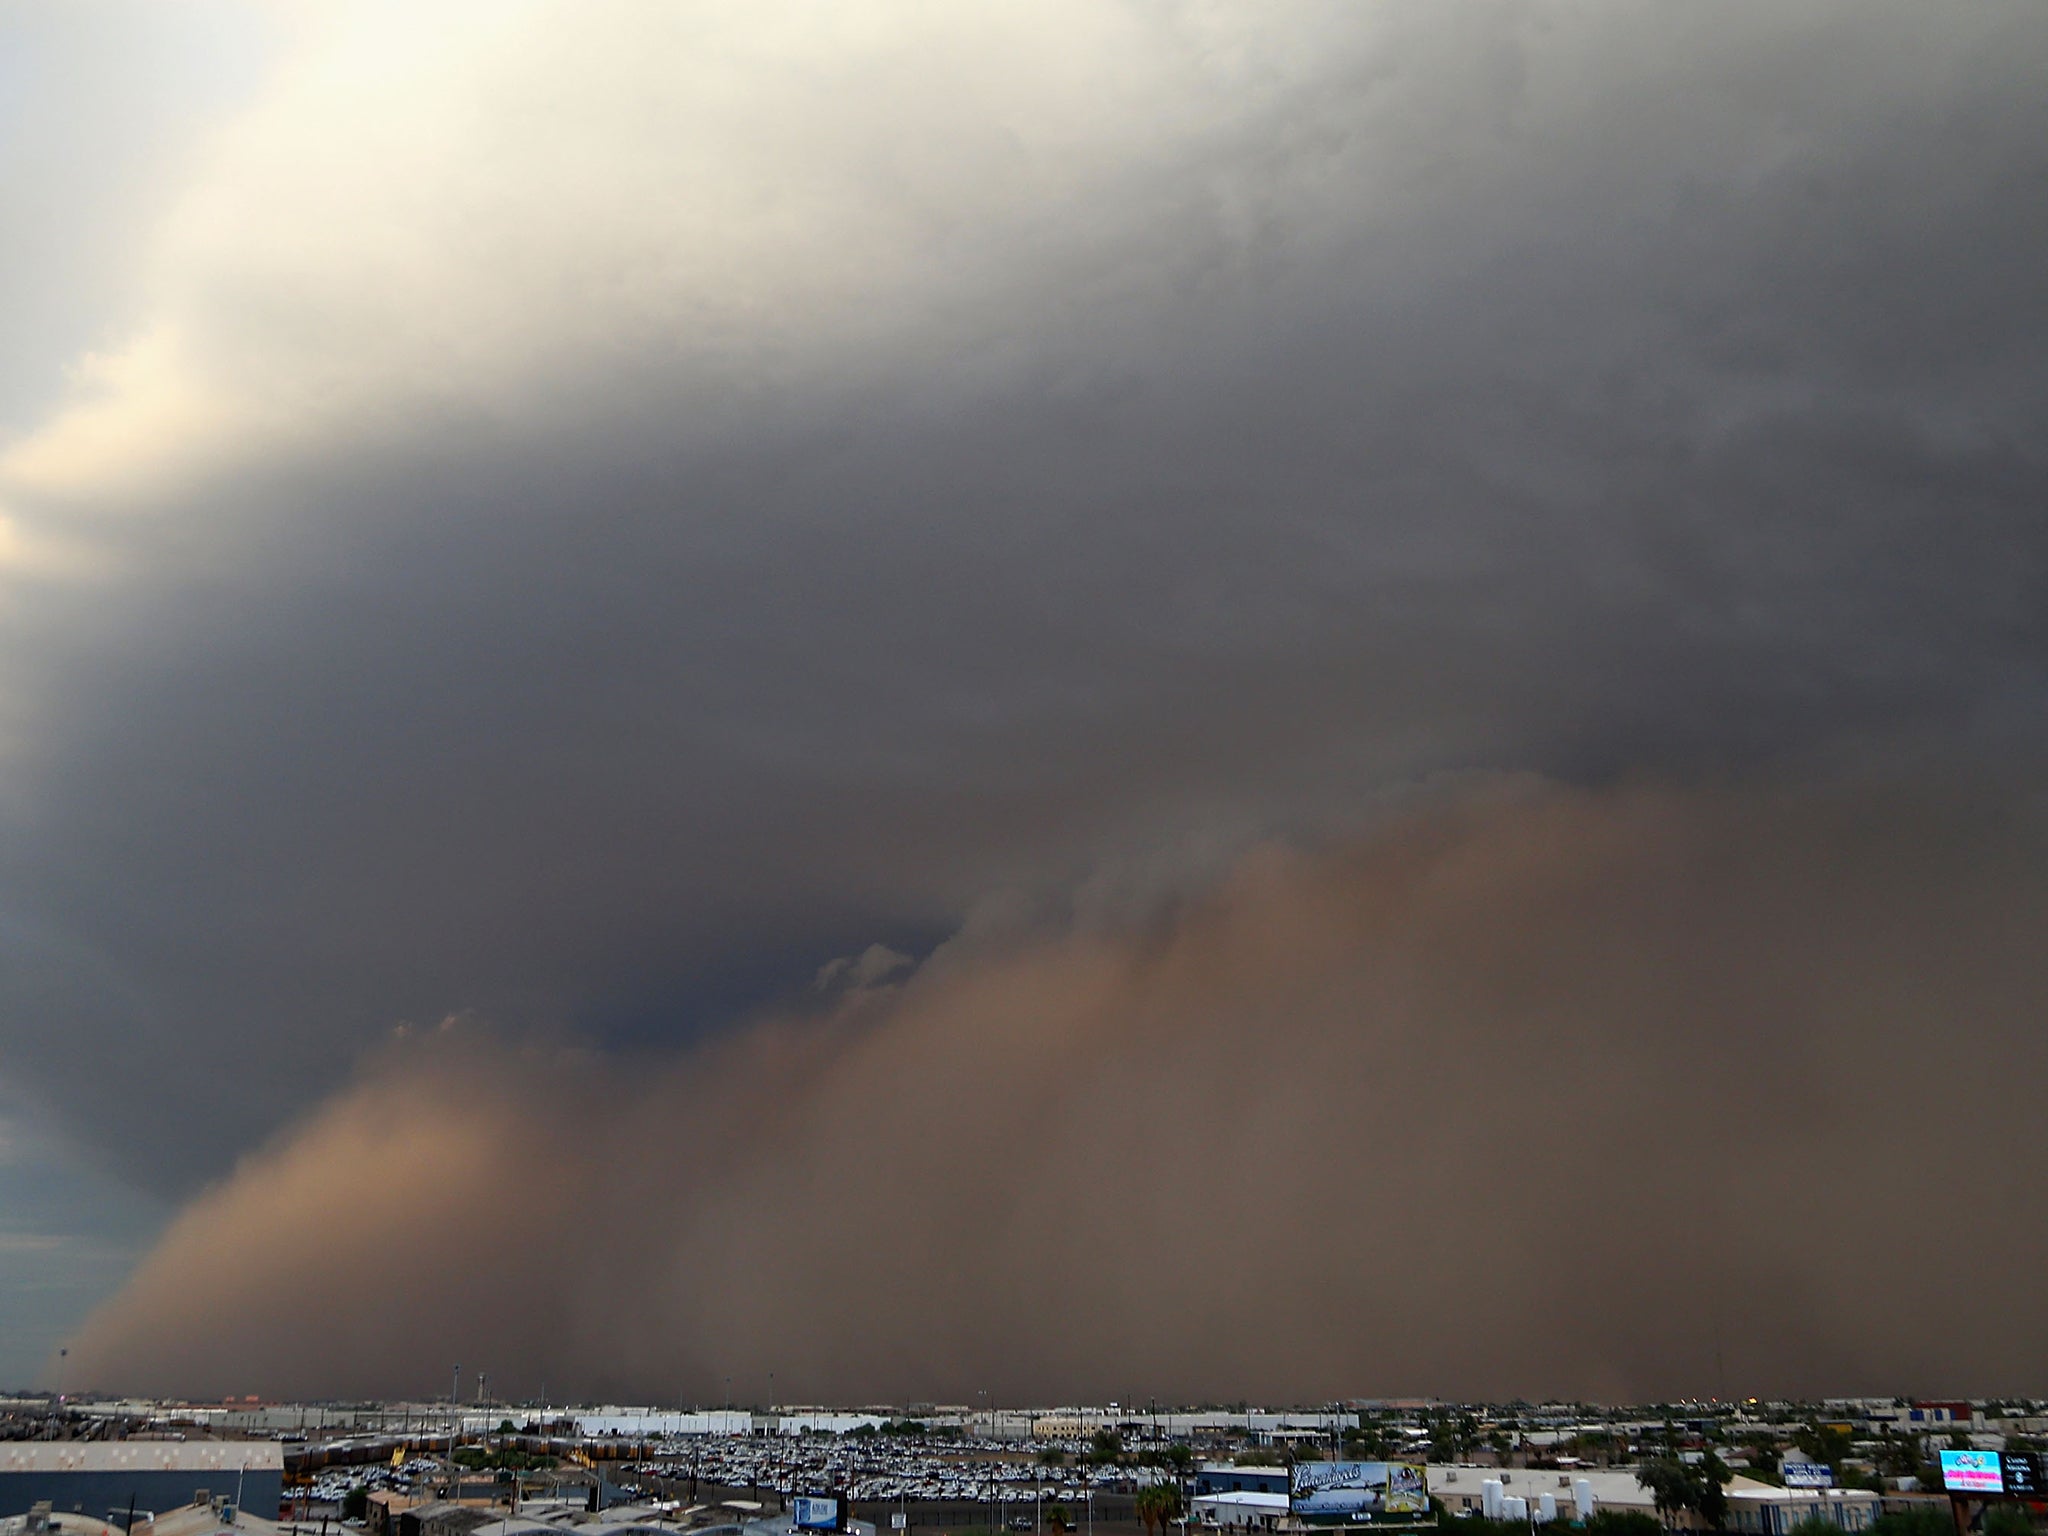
xmin=1 ymin=0 xmax=2046 ymax=1392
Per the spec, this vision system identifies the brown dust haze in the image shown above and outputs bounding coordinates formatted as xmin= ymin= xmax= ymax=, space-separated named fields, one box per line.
xmin=65 ymin=780 xmax=2048 ymax=1404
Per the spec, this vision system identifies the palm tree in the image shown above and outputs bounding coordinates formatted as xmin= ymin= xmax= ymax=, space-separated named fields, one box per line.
xmin=1137 ymin=1482 xmax=1182 ymax=1536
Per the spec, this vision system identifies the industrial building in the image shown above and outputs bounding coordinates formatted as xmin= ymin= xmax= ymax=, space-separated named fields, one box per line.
xmin=1194 ymin=1467 xmax=1290 ymax=1499
xmin=1029 ymin=1413 xmax=1351 ymax=1444
xmin=1427 ymin=1466 xmax=1881 ymax=1533
xmin=1189 ymin=1491 xmax=1288 ymax=1531
xmin=1427 ymin=1467 xmax=1626 ymax=1522
xmin=571 ymin=1415 xmax=752 ymax=1439
xmin=1723 ymin=1486 xmax=1881 ymax=1534
xmin=0 ymin=1445 xmax=282 ymax=1524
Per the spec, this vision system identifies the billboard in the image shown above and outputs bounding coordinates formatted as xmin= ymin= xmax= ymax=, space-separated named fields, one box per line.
xmin=1290 ymin=1462 xmax=1428 ymax=1520
xmin=794 ymin=1497 xmax=842 ymax=1531
xmin=2001 ymin=1453 xmax=2044 ymax=1499
xmin=1781 ymin=1463 xmax=1833 ymax=1489
xmin=1940 ymin=1450 xmax=2004 ymax=1495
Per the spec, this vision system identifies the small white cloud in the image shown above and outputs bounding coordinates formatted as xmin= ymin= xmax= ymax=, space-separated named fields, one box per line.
xmin=814 ymin=942 xmax=915 ymax=993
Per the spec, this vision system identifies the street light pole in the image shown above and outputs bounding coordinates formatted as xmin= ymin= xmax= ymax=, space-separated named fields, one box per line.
xmin=452 ymin=1364 xmax=462 ymax=1497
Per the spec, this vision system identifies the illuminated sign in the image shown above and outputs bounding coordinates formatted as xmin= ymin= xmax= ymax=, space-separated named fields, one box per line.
xmin=794 ymin=1498 xmax=841 ymax=1531
xmin=1940 ymin=1450 xmax=2003 ymax=1495
xmin=2002 ymin=1453 xmax=2044 ymax=1499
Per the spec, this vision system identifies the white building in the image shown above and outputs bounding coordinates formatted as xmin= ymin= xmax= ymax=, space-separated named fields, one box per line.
xmin=1429 ymin=1466 xmax=1881 ymax=1534
xmin=1030 ymin=1412 xmax=1351 ymax=1443
xmin=1191 ymin=1493 xmax=1288 ymax=1532
xmin=1428 ymin=1467 xmax=1641 ymax=1520
xmin=572 ymin=1411 xmax=751 ymax=1437
xmin=1723 ymin=1487 xmax=1881 ymax=1535
xmin=773 ymin=1416 xmax=888 ymax=1437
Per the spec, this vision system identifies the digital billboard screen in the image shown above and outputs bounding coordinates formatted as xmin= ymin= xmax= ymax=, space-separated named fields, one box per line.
xmin=1940 ymin=1450 xmax=2004 ymax=1495
xmin=794 ymin=1498 xmax=841 ymax=1531
xmin=2002 ymin=1453 xmax=2044 ymax=1499
xmin=1290 ymin=1462 xmax=1428 ymax=1520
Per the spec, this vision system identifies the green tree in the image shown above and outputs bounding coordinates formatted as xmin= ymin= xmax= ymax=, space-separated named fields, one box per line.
xmin=1038 ymin=1448 xmax=1069 ymax=1469
xmin=1983 ymin=1507 xmax=2034 ymax=1536
xmin=1586 ymin=1514 xmax=1662 ymax=1536
xmin=1424 ymin=1413 xmax=1481 ymax=1462
xmin=1868 ymin=1508 xmax=1958 ymax=1536
xmin=1343 ymin=1426 xmax=1390 ymax=1459
xmin=1090 ymin=1429 xmax=1125 ymax=1467
xmin=1794 ymin=1425 xmax=1853 ymax=1472
xmin=1868 ymin=1433 xmax=1912 ymax=1483
xmin=1696 ymin=1449 xmax=1732 ymax=1530
xmin=342 ymin=1489 xmax=369 ymax=1521
xmin=1639 ymin=1460 xmax=1695 ymax=1526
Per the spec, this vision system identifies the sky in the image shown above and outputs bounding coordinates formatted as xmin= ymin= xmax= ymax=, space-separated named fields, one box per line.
xmin=1 ymin=0 xmax=2045 ymax=1400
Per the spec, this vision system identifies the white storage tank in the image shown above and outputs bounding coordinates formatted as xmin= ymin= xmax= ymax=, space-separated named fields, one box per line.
xmin=1574 ymin=1480 xmax=1594 ymax=1522
xmin=1538 ymin=1494 xmax=1557 ymax=1524
xmin=1483 ymin=1480 xmax=1505 ymax=1520
xmin=1504 ymin=1496 xmax=1528 ymax=1522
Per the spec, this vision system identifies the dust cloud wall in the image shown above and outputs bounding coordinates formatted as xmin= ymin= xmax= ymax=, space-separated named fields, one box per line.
xmin=66 ymin=780 xmax=2048 ymax=1404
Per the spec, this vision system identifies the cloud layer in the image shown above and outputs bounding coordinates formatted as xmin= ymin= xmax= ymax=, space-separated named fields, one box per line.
xmin=3 ymin=1 xmax=2046 ymax=1394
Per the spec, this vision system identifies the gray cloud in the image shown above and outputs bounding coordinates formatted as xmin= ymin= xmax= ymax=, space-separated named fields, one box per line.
xmin=0 ymin=1 xmax=2045 ymax=1391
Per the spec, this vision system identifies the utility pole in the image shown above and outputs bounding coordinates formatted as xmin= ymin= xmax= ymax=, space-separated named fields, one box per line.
xmin=452 ymin=1364 xmax=462 ymax=1497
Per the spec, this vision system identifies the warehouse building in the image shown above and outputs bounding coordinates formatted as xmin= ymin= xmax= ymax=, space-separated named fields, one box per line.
xmin=1428 ymin=1466 xmax=1638 ymax=1520
xmin=1723 ymin=1486 xmax=1881 ymax=1534
xmin=1195 ymin=1467 xmax=1290 ymax=1499
xmin=0 ymin=1445 xmax=282 ymax=1523
xmin=1190 ymin=1491 xmax=1288 ymax=1531
xmin=1427 ymin=1467 xmax=1881 ymax=1533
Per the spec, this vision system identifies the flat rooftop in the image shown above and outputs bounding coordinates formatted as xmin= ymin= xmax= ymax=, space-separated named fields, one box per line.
xmin=0 ymin=1446 xmax=282 ymax=1476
